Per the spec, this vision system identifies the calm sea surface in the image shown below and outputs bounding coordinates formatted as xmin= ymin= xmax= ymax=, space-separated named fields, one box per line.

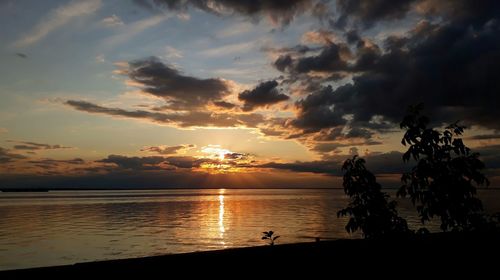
xmin=0 ymin=188 xmax=499 ymax=270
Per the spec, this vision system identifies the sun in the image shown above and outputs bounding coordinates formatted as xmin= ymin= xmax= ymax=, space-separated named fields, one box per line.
xmin=198 ymin=145 xmax=248 ymax=174
xmin=201 ymin=145 xmax=231 ymax=160
xmin=217 ymin=151 xmax=225 ymax=161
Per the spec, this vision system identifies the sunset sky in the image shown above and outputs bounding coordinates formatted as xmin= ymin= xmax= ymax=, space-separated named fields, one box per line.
xmin=1 ymin=0 xmax=499 ymax=188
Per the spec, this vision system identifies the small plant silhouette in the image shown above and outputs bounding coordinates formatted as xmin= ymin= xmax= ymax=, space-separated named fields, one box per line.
xmin=262 ymin=230 xmax=280 ymax=245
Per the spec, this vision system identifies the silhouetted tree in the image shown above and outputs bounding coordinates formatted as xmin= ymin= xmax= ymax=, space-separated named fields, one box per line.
xmin=398 ymin=104 xmax=489 ymax=232
xmin=338 ymin=156 xmax=409 ymax=239
xmin=262 ymin=231 xmax=280 ymax=245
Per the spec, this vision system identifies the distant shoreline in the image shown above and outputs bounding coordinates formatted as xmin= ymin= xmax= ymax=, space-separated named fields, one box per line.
xmin=2 ymin=187 xmax=500 ymax=192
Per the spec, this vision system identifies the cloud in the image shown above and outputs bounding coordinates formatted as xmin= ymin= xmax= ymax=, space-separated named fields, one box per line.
xmin=281 ymin=2 xmax=500 ymax=136
xmin=120 ymin=57 xmax=232 ymax=110
xmin=13 ymin=0 xmax=101 ymax=47
xmin=65 ymin=100 xmax=265 ymax=128
xmin=257 ymin=151 xmax=413 ymax=175
xmin=2 ymin=142 xmax=499 ymax=188
xmin=213 ymin=101 xmax=237 ymax=109
xmin=199 ymin=41 xmax=255 ymax=57
xmin=259 ymin=160 xmax=342 ymax=175
xmin=238 ymin=80 xmax=289 ymax=111
xmin=97 ymin=154 xmax=215 ymax=170
xmin=290 ymin=86 xmax=347 ymax=132
xmin=97 ymin=155 xmax=168 ymax=170
xmin=164 ymin=156 xmax=211 ymax=169
xmin=0 ymin=147 xmax=27 ymax=164
xmin=28 ymin=158 xmax=85 ymax=170
xmin=141 ymin=144 xmax=195 ymax=155
xmin=101 ymin=14 xmax=124 ymax=27
xmin=301 ymin=30 xmax=338 ymax=45
xmin=273 ymin=42 xmax=350 ymax=74
xmin=164 ymin=45 xmax=183 ymax=58
xmin=102 ymin=15 xmax=168 ymax=47
xmin=216 ymin=22 xmax=253 ymax=38
xmin=313 ymin=126 xmax=374 ymax=141
xmin=8 ymin=140 xmax=73 ymax=151
xmin=332 ymin=0 xmax=500 ymax=29
xmin=137 ymin=0 xmax=315 ymax=26
xmin=334 ymin=0 xmax=415 ymax=28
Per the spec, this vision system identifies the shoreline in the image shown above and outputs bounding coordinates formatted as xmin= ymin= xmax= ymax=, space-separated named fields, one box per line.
xmin=2 ymin=232 xmax=499 ymax=276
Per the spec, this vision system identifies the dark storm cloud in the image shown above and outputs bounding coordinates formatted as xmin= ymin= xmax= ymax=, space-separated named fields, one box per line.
xmin=313 ymin=126 xmax=374 ymax=141
xmin=334 ymin=0 xmax=500 ymax=29
xmin=137 ymin=0 xmax=315 ymax=25
xmin=262 ymin=44 xmax=315 ymax=55
xmin=238 ymin=80 xmax=289 ymax=111
xmin=334 ymin=0 xmax=415 ymax=28
xmin=124 ymin=57 xmax=231 ymax=110
xmin=274 ymin=43 xmax=350 ymax=74
xmin=416 ymin=0 xmax=500 ymax=26
xmin=0 ymin=147 xmax=27 ymax=164
xmin=141 ymin=144 xmax=195 ymax=155
xmin=291 ymin=85 xmax=347 ymax=132
xmin=274 ymin=55 xmax=293 ymax=72
xmin=287 ymin=2 xmax=500 ymax=134
xmin=65 ymin=100 xmax=265 ymax=128
xmin=8 ymin=140 xmax=73 ymax=151
xmin=345 ymin=29 xmax=361 ymax=45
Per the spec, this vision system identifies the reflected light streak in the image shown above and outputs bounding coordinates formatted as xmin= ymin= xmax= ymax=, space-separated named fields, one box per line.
xmin=218 ymin=189 xmax=225 ymax=245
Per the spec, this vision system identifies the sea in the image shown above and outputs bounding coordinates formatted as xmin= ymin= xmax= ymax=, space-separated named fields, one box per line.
xmin=1 ymin=188 xmax=499 ymax=270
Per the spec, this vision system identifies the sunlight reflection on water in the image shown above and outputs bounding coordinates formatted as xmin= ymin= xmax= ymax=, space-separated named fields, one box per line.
xmin=218 ymin=190 xmax=225 ymax=246
xmin=0 ymin=188 xmax=498 ymax=270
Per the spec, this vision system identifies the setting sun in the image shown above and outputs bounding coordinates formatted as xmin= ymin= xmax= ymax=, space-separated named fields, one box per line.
xmin=201 ymin=145 xmax=231 ymax=161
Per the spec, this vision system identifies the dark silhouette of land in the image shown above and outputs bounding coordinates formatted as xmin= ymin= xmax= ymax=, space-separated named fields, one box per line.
xmin=1 ymin=232 xmax=499 ymax=277
xmin=0 ymin=188 xmax=49 ymax=192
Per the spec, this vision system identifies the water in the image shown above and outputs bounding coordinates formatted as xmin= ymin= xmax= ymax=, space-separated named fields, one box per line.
xmin=0 ymin=188 xmax=499 ymax=270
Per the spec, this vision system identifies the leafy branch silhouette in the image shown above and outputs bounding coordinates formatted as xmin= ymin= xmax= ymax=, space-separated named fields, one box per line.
xmin=398 ymin=104 xmax=490 ymax=232
xmin=338 ymin=156 xmax=409 ymax=239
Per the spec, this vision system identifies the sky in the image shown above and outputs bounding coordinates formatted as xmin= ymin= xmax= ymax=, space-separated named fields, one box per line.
xmin=0 ymin=0 xmax=499 ymax=188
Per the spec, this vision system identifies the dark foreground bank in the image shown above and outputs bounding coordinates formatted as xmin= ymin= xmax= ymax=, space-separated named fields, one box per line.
xmin=2 ymin=232 xmax=499 ymax=277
